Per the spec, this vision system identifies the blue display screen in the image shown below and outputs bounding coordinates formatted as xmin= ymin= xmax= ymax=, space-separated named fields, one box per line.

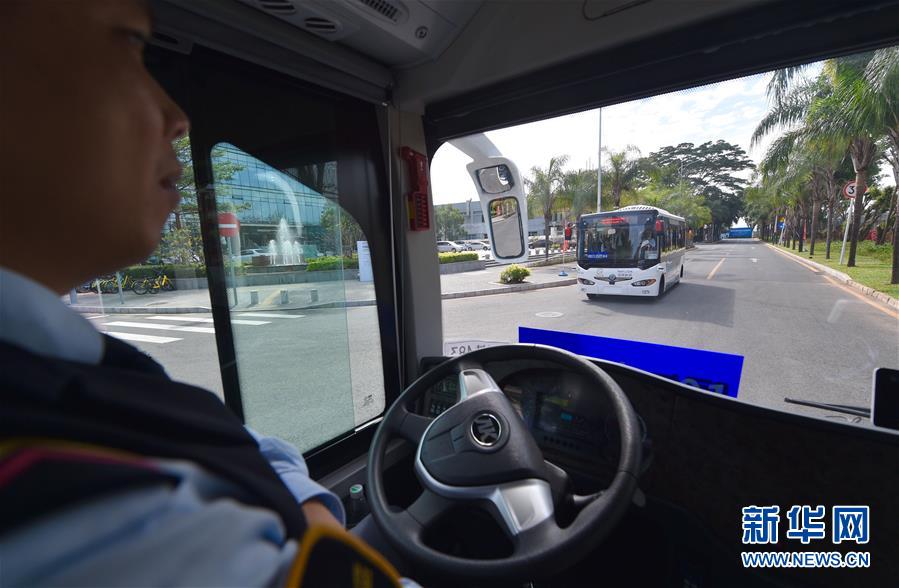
xmin=519 ymin=326 xmax=744 ymax=397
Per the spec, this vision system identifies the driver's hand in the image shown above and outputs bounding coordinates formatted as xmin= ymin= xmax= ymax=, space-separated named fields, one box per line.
xmin=302 ymin=499 xmax=344 ymax=531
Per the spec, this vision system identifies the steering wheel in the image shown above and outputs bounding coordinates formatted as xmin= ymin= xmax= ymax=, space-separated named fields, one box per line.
xmin=367 ymin=344 xmax=642 ymax=581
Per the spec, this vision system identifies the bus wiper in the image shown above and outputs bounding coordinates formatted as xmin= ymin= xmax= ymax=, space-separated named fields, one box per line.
xmin=784 ymin=397 xmax=870 ymax=418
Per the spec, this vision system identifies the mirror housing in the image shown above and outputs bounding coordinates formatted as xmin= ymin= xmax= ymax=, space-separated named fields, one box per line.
xmin=449 ymin=134 xmax=529 ymax=265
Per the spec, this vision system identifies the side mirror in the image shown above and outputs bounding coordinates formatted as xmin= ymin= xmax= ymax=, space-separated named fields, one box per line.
xmin=449 ymin=135 xmax=529 ymax=265
xmin=487 ymin=196 xmax=525 ymax=259
xmin=477 ymin=164 xmax=514 ymax=194
xmin=465 ymin=159 xmax=529 ymax=264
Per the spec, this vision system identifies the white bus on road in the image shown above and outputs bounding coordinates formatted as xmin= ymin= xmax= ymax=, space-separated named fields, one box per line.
xmin=577 ymin=205 xmax=686 ymax=299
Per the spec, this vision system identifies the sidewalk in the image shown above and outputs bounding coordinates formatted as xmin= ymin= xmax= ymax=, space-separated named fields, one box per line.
xmin=64 ymin=263 xmax=578 ymax=314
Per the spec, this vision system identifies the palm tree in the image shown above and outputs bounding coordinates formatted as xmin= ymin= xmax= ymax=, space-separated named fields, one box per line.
xmin=760 ymin=129 xmax=848 ymax=257
xmin=560 ymin=168 xmax=597 ymax=222
xmin=849 ymin=47 xmax=899 ymax=282
xmin=526 ymin=155 xmax=569 ymax=260
xmin=753 ymin=53 xmax=892 ymax=267
xmin=603 ymin=145 xmax=642 ymax=208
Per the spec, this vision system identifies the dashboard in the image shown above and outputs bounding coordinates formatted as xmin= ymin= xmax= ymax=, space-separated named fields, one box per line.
xmin=419 ymin=365 xmax=642 ymax=492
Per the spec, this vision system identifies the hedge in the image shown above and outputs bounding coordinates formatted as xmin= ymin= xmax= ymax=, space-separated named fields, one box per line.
xmin=438 ymin=252 xmax=479 ymax=264
xmin=124 ymin=263 xmax=252 ymax=278
xmin=307 ymin=256 xmax=359 ymax=272
xmin=124 ymin=264 xmax=207 ymax=278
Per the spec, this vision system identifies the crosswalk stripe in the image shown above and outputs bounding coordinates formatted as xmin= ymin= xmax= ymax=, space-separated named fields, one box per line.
xmin=104 ymin=321 xmax=216 ymax=334
xmin=106 ymin=332 xmax=182 ymax=344
xmin=235 ymin=313 xmax=304 ymax=319
xmin=147 ymin=315 xmax=270 ymax=326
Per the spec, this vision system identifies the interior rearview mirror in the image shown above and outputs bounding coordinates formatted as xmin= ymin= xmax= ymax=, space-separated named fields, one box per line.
xmin=477 ymin=164 xmax=514 ymax=194
xmin=488 ymin=197 xmax=525 ymax=259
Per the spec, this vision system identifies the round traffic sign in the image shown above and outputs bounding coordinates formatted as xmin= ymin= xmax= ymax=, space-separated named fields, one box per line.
xmin=218 ymin=212 xmax=240 ymax=237
xmin=842 ymin=181 xmax=857 ymax=199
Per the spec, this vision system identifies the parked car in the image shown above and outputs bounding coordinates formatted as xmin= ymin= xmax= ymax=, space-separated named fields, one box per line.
xmin=238 ymin=248 xmax=270 ymax=263
xmin=436 ymin=241 xmax=463 ymax=253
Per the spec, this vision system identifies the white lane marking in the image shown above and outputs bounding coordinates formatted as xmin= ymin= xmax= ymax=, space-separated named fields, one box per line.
xmin=751 ymin=258 xmax=758 ymax=263
xmin=235 ymin=313 xmax=304 ymax=319
xmin=104 ymin=321 xmax=216 ymax=334
xmin=86 ymin=315 xmax=108 ymax=320
xmin=106 ymin=332 xmax=182 ymax=344
xmin=147 ymin=315 xmax=269 ymax=326
xmin=706 ymin=258 xmax=726 ymax=280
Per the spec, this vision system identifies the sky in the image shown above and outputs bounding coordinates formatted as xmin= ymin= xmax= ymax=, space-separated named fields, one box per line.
xmin=430 ymin=63 xmax=825 ymax=206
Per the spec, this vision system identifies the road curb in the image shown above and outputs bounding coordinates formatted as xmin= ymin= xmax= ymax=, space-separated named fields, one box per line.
xmin=766 ymin=243 xmax=899 ymax=311
xmin=70 ymin=305 xmax=212 ymax=314
xmin=441 ymin=278 xmax=577 ymax=300
xmin=69 ymin=278 xmax=579 ymax=314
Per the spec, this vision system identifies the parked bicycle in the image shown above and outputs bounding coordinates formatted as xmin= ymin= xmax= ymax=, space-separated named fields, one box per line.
xmin=77 ymin=274 xmax=135 ymax=294
xmin=132 ymin=272 xmax=176 ymax=295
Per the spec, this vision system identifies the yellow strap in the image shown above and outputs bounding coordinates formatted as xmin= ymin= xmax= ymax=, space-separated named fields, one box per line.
xmin=287 ymin=524 xmax=402 ymax=588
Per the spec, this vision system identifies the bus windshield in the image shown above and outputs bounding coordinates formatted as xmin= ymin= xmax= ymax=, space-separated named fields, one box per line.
xmin=579 ymin=211 xmax=659 ymax=267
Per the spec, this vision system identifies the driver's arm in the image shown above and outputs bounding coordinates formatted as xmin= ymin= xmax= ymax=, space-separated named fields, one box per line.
xmin=247 ymin=429 xmax=347 ymax=528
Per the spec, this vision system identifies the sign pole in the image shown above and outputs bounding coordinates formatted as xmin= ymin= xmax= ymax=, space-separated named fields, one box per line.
xmin=116 ymin=271 xmax=125 ymax=305
xmin=839 ymin=199 xmax=853 ymax=265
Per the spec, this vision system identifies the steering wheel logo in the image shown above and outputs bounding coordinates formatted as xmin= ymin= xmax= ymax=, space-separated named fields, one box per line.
xmin=471 ymin=413 xmax=502 ymax=446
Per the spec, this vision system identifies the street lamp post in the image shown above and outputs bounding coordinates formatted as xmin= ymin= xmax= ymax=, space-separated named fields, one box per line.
xmin=596 ymin=108 xmax=602 ymax=213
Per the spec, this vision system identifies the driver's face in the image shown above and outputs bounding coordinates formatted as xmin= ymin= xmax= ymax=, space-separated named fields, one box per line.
xmin=0 ymin=0 xmax=189 ymax=292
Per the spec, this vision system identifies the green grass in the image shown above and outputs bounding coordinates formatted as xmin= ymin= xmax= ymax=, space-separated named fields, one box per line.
xmin=774 ymin=241 xmax=899 ymax=299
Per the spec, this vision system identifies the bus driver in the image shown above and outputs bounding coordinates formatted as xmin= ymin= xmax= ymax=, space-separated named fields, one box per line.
xmin=0 ymin=1 xmax=411 ymax=586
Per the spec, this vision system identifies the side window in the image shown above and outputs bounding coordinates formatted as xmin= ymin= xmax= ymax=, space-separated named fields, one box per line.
xmin=78 ymin=135 xmax=221 ymax=397
xmin=212 ymin=143 xmax=385 ymax=452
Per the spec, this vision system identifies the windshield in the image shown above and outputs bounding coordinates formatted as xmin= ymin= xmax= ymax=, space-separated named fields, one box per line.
xmin=579 ymin=212 xmax=659 ymax=267
xmin=431 ymin=45 xmax=899 ymax=422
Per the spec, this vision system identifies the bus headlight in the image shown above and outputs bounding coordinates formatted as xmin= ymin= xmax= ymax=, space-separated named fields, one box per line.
xmin=631 ymin=279 xmax=657 ymax=287
xmin=578 ymin=278 xmax=595 ymax=285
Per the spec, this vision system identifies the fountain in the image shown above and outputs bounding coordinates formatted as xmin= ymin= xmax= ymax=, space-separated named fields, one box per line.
xmin=266 ymin=218 xmax=305 ymax=265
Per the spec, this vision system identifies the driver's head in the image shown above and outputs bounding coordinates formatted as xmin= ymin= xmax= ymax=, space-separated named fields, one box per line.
xmin=0 ymin=0 xmax=189 ymax=294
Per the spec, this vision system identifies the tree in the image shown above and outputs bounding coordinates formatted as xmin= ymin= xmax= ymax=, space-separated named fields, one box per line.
xmin=603 ymin=146 xmax=642 ymax=208
xmin=149 ymin=137 xmax=247 ymax=265
xmin=560 ymin=168 xmax=598 ymax=222
xmin=646 ymin=140 xmax=755 ymax=238
xmin=319 ymin=206 xmax=365 ymax=256
xmin=754 ymin=51 xmax=895 ymax=267
xmin=434 ymin=205 xmax=465 ymax=241
xmin=526 ymin=155 xmax=569 ymax=260
xmin=172 ymin=137 xmax=245 ymax=230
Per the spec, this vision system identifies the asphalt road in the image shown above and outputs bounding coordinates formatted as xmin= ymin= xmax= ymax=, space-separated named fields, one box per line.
xmin=89 ymin=240 xmax=898 ymax=448
xmin=444 ymin=240 xmax=899 ymax=419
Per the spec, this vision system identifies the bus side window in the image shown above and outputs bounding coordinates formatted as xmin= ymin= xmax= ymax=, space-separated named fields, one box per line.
xmin=211 ymin=143 xmax=386 ymax=453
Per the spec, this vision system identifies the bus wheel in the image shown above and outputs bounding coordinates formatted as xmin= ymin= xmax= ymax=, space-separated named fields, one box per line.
xmin=587 ymin=293 xmax=600 ymax=300
xmin=656 ymin=277 xmax=665 ymax=298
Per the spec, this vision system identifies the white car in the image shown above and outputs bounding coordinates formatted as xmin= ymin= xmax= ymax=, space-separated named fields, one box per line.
xmin=436 ymin=241 xmax=463 ymax=253
xmin=238 ymin=248 xmax=269 ymax=263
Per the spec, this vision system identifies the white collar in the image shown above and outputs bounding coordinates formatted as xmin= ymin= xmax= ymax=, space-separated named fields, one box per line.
xmin=0 ymin=267 xmax=104 ymax=364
